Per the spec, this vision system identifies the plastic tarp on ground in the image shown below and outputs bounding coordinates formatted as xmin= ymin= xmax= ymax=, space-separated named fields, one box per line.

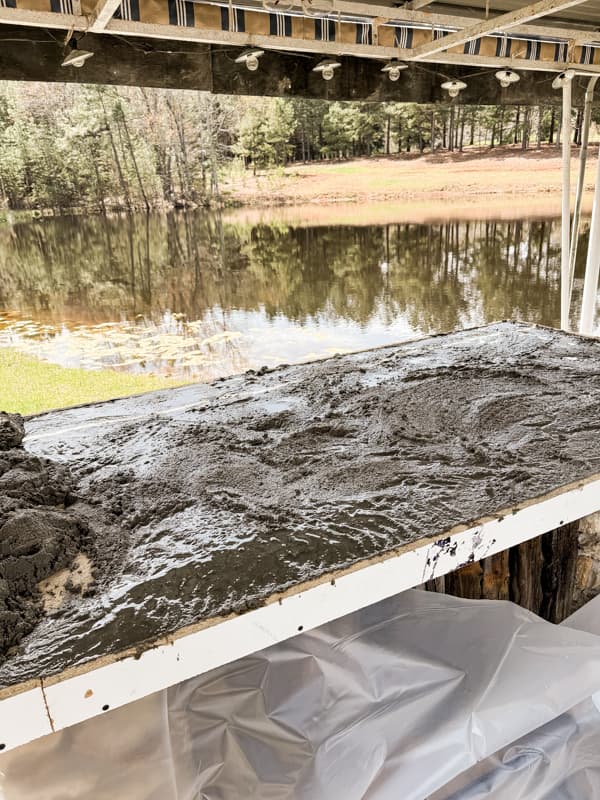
xmin=3 ymin=589 xmax=600 ymax=800
xmin=430 ymin=697 xmax=600 ymax=799
xmin=431 ymin=594 xmax=600 ymax=800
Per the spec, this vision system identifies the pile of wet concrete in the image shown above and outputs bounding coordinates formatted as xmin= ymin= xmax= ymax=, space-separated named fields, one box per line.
xmin=0 ymin=413 xmax=90 ymax=657
xmin=3 ymin=323 xmax=600 ymax=685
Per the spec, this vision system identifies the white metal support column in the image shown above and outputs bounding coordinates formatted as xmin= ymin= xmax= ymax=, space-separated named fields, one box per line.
xmin=561 ymin=78 xmax=572 ymax=330
xmin=568 ymin=76 xmax=598 ymax=312
xmin=580 ymin=148 xmax=600 ymax=334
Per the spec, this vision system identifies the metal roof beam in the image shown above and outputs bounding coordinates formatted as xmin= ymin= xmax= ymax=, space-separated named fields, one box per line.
xmin=420 ymin=50 xmax=600 ymax=73
xmin=89 ymin=0 xmax=122 ymax=30
xmin=332 ymin=0 xmax=600 ymax=44
xmin=103 ymin=18 xmax=600 ymax=74
xmin=408 ymin=0 xmax=590 ymax=59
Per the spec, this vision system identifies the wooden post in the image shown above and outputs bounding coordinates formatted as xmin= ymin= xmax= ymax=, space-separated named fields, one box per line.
xmin=428 ymin=523 xmax=580 ymax=623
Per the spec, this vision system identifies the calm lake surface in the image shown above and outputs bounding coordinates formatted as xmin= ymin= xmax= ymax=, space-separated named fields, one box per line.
xmin=0 ymin=210 xmax=597 ymax=382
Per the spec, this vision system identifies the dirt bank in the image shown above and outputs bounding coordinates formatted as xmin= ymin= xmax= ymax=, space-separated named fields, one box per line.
xmin=224 ymin=146 xmax=597 ymax=217
xmin=2 ymin=322 xmax=600 ymax=687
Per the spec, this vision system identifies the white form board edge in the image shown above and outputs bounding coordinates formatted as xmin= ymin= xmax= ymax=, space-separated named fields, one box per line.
xmin=2 ymin=474 xmax=600 ymax=752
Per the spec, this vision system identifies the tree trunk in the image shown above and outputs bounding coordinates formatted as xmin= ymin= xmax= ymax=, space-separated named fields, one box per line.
xmin=97 ymin=91 xmax=132 ymax=212
xmin=521 ymin=107 xmax=530 ymax=150
xmin=549 ymin=107 xmax=556 ymax=144
xmin=87 ymin=138 xmax=107 ymax=215
xmin=166 ymin=95 xmax=195 ymax=203
xmin=120 ymin=112 xmax=150 ymax=211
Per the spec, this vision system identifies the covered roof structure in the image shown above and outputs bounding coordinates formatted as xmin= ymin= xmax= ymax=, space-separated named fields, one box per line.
xmin=2 ymin=0 xmax=600 ymax=98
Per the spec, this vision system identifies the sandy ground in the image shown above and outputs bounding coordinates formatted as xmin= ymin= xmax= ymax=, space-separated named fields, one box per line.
xmin=225 ymin=146 xmax=597 ymax=223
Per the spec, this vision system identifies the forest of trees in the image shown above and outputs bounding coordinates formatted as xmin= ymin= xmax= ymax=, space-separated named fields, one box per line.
xmin=0 ymin=82 xmax=594 ymax=214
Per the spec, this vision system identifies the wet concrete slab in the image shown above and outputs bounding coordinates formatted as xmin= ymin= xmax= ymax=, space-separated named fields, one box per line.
xmin=2 ymin=321 xmax=600 ymax=690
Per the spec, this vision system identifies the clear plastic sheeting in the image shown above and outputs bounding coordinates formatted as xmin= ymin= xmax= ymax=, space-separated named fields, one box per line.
xmin=431 ymin=594 xmax=600 ymax=800
xmin=431 ymin=698 xmax=600 ymax=800
xmin=0 ymin=692 xmax=177 ymax=800
xmin=3 ymin=589 xmax=600 ymax=800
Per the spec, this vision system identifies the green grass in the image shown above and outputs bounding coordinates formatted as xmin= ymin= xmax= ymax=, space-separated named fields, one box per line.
xmin=0 ymin=349 xmax=186 ymax=416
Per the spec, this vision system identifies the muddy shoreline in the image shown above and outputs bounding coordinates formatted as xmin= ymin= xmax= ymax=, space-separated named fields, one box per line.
xmin=2 ymin=322 xmax=600 ymax=687
xmin=224 ymin=147 xmax=597 ymax=213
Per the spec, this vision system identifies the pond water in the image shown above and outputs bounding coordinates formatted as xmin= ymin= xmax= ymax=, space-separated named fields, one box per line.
xmin=0 ymin=210 xmax=597 ymax=382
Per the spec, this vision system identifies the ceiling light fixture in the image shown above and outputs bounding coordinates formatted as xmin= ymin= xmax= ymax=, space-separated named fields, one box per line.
xmin=313 ymin=58 xmax=341 ymax=81
xmin=441 ymin=79 xmax=467 ymax=99
xmin=552 ymin=69 xmax=575 ymax=89
xmin=381 ymin=60 xmax=408 ymax=82
xmin=61 ymin=37 xmax=94 ymax=68
xmin=235 ymin=48 xmax=265 ymax=72
xmin=495 ymin=69 xmax=520 ymax=88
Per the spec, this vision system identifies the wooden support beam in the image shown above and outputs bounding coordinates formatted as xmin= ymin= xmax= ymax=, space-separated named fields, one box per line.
xmin=103 ymin=18 xmax=394 ymax=59
xmin=101 ymin=18 xmax=600 ymax=76
xmin=409 ymin=0 xmax=590 ymax=59
xmin=0 ymin=17 xmax=600 ymax=84
xmin=1 ymin=23 xmax=599 ymax=102
xmin=0 ymin=6 xmax=86 ymax=31
xmin=2 ymin=7 xmax=600 ymax=79
xmin=89 ymin=0 xmax=122 ymax=31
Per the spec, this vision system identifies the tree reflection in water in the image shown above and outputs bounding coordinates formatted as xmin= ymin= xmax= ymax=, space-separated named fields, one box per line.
xmin=0 ymin=210 xmax=591 ymax=382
